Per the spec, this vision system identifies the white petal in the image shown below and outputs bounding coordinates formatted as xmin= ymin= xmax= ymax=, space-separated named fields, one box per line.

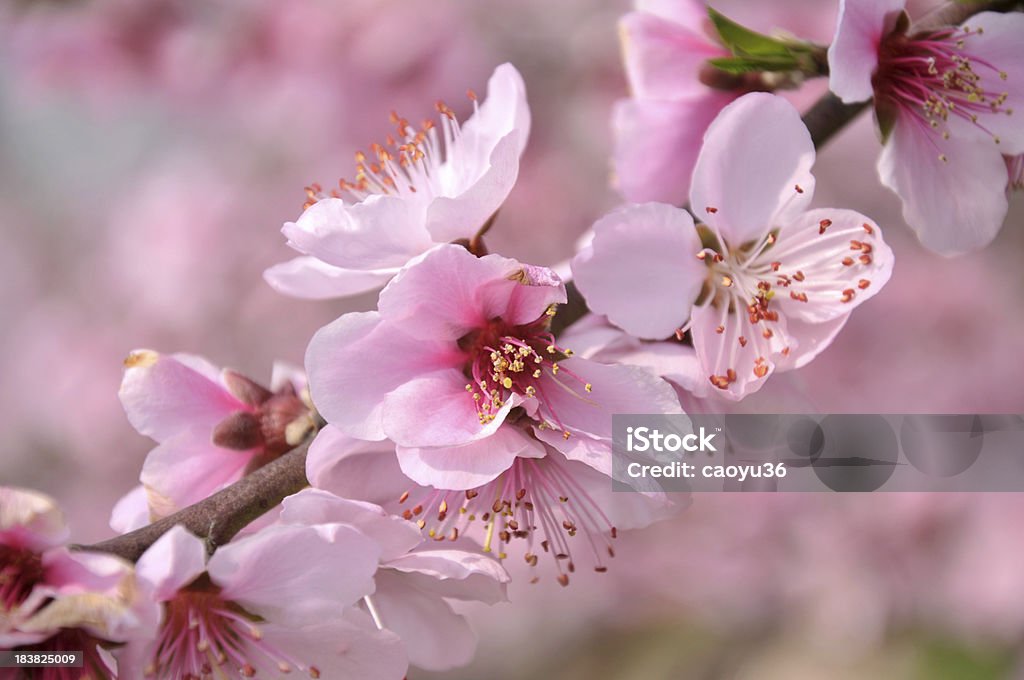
xmin=135 ymin=525 xmax=206 ymax=602
xmin=689 ymin=93 xmax=816 ymax=247
xmin=572 ymin=202 xmax=704 ymax=340
xmin=879 ymin=113 xmax=1009 ymax=254
xmin=263 ymin=256 xmax=397 ymax=300
xmin=211 ymin=524 xmax=381 ymax=626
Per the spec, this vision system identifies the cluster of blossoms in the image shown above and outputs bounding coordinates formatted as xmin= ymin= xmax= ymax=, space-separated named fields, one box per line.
xmin=3 ymin=0 xmax=1021 ymax=676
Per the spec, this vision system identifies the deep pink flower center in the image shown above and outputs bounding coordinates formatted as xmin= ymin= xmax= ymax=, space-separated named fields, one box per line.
xmin=458 ymin=313 xmax=591 ymax=437
xmin=398 ymin=455 xmax=616 ymax=586
xmin=874 ymin=26 xmax=1011 ymax=152
xmin=17 ymin=628 xmax=109 ymax=680
xmin=149 ymin=581 xmax=319 ymax=679
xmin=0 ymin=544 xmax=44 ymax=611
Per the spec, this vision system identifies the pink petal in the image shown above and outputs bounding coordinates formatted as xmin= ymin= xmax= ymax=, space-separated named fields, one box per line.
xmin=620 ymin=11 xmax=724 ymax=100
xmin=211 ymin=524 xmax=381 ymax=626
xmin=612 ymin=94 xmax=735 ymax=204
xmin=572 ymin=202 xmax=704 ymax=340
xmin=372 ymin=571 xmax=478 ymax=671
xmin=139 ymin=428 xmax=253 ymax=512
xmin=108 ymin=485 xmax=150 ymax=534
xmin=259 ymin=615 xmax=408 ymax=680
xmin=263 ymin=256 xmax=397 ymax=300
xmin=458 ymin=62 xmax=531 ymax=158
xmin=281 ymin=195 xmax=433 ymax=271
xmin=425 ymin=133 xmax=522 ymax=243
xmin=381 ymin=549 xmax=509 ymax=605
xmin=636 ymin=0 xmax=709 ymax=27
xmin=767 ymin=208 xmax=894 ymax=323
xmin=503 ymin=263 xmax=567 ymax=326
xmin=533 ymin=357 xmax=680 ymax=474
xmin=42 ymin=549 xmax=130 ymax=593
xmin=119 ymin=352 xmax=244 ymax=442
xmin=0 ymin=487 xmax=68 ymax=551
xmin=953 ymin=11 xmax=1024 ymax=154
xmin=379 ymin=244 xmax=561 ymax=340
xmin=689 ymin=93 xmax=816 ymax=247
xmin=827 ymin=0 xmax=904 ymax=103
xmin=879 ymin=113 xmax=1009 ymax=254
xmin=135 ymin=525 xmax=206 ymax=602
xmin=306 ymin=426 xmax=412 ymax=506
xmin=382 ymin=368 xmax=515 ymax=447
xmin=396 ymin=426 xmax=544 ymax=490
xmin=773 ymin=313 xmax=851 ymax=372
xmin=305 ymin=311 xmax=461 ymax=441
xmin=279 ymin=488 xmax=422 ymax=562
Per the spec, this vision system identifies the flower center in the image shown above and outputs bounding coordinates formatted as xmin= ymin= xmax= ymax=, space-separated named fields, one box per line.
xmin=0 ymin=545 xmax=44 ymax=612
xmin=458 ymin=309 xmax=591 ymax=437
xmin=695 ymin=231 xmax=785 ymax=389
xmin=17 ymin=628 xmax=110 ymax=679
xmin=149 ymin=578 xmax=320 ymax=679
xmin=301 ymin=92 xmax=480 ymax=210
xmin=397 ymin=454 xmax=616 ymax=586
xmin=874 ymin=25 xmax=1012 ymax=155
xmin=694 ymin=208 xmax=879 ymax=390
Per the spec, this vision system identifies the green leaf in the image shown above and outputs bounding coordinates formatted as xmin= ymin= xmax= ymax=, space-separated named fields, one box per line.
xmin=707 ymin=55 xmax=799 ymax=75
xmin=707 ymin=7 xmax=796 ymax=58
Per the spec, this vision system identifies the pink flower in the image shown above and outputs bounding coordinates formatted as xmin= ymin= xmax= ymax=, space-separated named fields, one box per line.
xmin=263 ymin=63 xmax=531 ymax=299
xmin=1 ymin=487 xmax=159 ymax=676
xmin=613 ymin=0 xmax=737 ymax=205
xmin=305 ymin=426 xmax=678 ymax=587
xmin=828 ymin=2 xmax=1024 ymax=254
xmin=118 ymin=523 xmax=404 ymax=679
xmin=573 ymin=93 xmax=895 ymax=400
xmin=305 ymin=244 xmax=679 ymax=579
xmin=279 ymin=489 xmax=509 ymax=672
xmin=119 ymin=351 xmax=316 ymax=518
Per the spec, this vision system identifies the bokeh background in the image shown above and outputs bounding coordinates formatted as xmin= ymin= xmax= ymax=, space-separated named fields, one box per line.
xmin=2 ymin=1 xmax=1023 ymax=678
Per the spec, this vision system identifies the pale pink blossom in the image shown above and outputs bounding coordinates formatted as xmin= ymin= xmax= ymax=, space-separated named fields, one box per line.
xmin=828 ymin=1 xmax=1024 ymax=254
xmin=1 ymin=488 xmax=159 ymax=676
xmin=305 ymin=244 xmax=679 ymax=579
xmin=119 ymin=351 xmax=315 ymax=518
xmin=279 ymin=488 xmax=509 ymax=671
xmin=264 ymin=63 xmax=530 ymax=299
xmin=613 ymin=0 xmax=736 ymax=205
xmin=118 ymin=523 xmax=403 ymax=679
xmin=305 ymin=425 xmax=678 ymax=587
xmin=573 ymin=93 xmax=895 ymax=400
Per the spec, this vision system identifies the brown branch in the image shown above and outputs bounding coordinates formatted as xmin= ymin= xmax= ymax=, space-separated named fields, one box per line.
xmin=76 ymin=437 xmax=312 ymax=562
xmin=76 ymin=0 xmax=1016 ymax=564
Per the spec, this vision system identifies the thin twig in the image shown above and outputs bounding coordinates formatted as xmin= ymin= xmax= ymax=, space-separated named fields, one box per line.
xmin=76 ymin=437 xmax=312 ymax=562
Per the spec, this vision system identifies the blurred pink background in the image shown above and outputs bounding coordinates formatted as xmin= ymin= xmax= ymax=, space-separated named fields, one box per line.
xmin=2 ymin=1 xmax=1022 ymax=677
